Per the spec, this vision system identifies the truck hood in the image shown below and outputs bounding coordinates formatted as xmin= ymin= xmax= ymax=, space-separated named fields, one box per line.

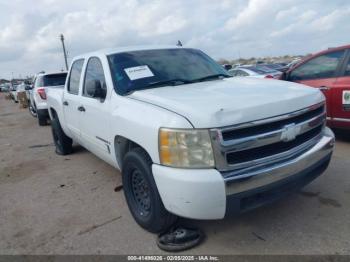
xmin=129 ymin=77 xmax=324 ymax=128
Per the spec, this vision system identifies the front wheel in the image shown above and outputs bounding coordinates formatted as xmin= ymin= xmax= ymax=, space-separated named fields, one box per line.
xmin=122 ymin=148 xmax=177 ymax=233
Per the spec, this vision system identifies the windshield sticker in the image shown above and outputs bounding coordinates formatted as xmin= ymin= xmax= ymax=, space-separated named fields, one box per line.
xmin=343 ymin=91 xmax=350 ymax=104
xmin=124 ymin=65 xmax=154 ymax=80
xmin=343 ymin=90 xmax=350 ymax=111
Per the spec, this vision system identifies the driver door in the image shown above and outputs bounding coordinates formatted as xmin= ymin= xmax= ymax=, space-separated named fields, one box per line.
xmin=288 ymin=50 xmax=346 ymax=119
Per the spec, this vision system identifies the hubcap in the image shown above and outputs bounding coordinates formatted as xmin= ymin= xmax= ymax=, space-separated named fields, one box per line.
xmin=131 ymin=169 xmax=151 ymax=217
xmin=30 ymin=105 xmax=37 ymax=116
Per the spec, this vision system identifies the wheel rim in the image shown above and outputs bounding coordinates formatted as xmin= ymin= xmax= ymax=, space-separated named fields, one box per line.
xmin=29 ymin=105 xmax=37 ymax=117
xmin=130 ymin=169 xmax=151 ymax=217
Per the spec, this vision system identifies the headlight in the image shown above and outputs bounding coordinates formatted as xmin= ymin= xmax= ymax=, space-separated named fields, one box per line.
xmin=159 ymin=128 xmax=215 ymax=168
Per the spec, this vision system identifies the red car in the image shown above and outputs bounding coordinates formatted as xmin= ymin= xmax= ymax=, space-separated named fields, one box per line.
xmin=282 ymin=44 xmax=350 ymax=130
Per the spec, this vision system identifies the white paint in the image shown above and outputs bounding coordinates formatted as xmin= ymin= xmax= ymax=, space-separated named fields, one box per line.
xmin=129 ymin=77 xmax=325 ymax=128
xmin=152 ymin=164 xmax=226 ymax=219
xmin=46 ymin=46 xmax=329 ymax=221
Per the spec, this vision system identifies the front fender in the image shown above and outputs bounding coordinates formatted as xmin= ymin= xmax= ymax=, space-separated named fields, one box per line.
xmin=109 ymin=95 xmax=193 ymax=164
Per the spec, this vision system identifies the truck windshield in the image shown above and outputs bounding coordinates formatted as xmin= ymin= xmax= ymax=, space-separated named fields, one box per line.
xmin=108 ymin=48 xmax=230 ymax=95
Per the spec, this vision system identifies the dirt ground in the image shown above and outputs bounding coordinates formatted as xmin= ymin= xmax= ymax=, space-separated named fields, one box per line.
xmin=0 ymin=93 xmax=350 ymax=255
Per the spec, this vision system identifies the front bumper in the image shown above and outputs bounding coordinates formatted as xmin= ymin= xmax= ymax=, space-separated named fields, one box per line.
xmin=152 ymin=127 xmax=334 ymax=219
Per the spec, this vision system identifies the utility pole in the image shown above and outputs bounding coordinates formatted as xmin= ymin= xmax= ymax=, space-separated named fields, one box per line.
xmin=60 ymin=34 xmax=68 ymax=71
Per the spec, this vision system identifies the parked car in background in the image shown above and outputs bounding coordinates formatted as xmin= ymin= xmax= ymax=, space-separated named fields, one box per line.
xmin=0 ymin=84 xmax=10 ymax=92
xmin=29 ymin=71 xmax=67 ymax=125
xmin=281 ymin=44 xmax=350 ymax=130
xmin=263 ymin=63 xmax=289 ymax=72
xmin=229 ymin=66 xmax=281 ymax=79
xmin=12 ymin=83 xmax=31 ymax=105
xmin=47 ymin=46 xmax=333 ymax=233
xmin=287 ymin=58 xmax=302 ymax=69
xmin=10 ymin=84 xmax=19 ymax=102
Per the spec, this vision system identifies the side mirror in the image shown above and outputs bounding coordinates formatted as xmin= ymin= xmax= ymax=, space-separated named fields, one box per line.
xmin=86 ymin=80 xmax=106 ymax=100
xmin=223 ymin=64 xmax=232 ymax=71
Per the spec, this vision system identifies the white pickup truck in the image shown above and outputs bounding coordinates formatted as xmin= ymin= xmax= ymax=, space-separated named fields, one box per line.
xmin=47 ymin=46 xmax=335 ymax=233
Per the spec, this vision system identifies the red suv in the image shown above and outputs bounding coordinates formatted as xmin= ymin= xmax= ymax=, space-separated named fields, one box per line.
xmin=283 ymin=44 xmax=350 ymax=130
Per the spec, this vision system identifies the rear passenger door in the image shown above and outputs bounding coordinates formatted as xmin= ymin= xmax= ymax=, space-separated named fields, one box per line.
xmin=63 ymin=59 xmax=84 ymax=140
xmin=79 ymin=56 xmax=112 ymax=160
xmin=332 ymin=49 xmax=350 ymax=124
xmin=288 ymin=50 xmax=346 ymax=119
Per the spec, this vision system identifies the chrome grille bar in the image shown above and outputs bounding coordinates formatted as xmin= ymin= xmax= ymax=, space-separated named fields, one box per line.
xmin=210 ymin=102 xmax=326 ymax=172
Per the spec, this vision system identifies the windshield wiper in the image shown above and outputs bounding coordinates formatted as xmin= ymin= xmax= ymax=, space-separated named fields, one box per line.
xmin=192 ymin=73 xmax=232 ymax=82
xmin=123 ymin=79 xmax=193 ymax=96
xmin=145 ymin=78 xmax=193 ymax=88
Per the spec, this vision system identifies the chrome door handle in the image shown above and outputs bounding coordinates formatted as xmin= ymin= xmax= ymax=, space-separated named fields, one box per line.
xmin=318 ymin=86 xmax=330 ymax=91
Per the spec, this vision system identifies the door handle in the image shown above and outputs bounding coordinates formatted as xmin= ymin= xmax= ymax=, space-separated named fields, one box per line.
xmin=77 ymin=106 xmax=86 ymax=112
xmin=318 ymin=86 xmax=330 ymax=91
xmin=63 ymin=101 xmax=69 ymax=106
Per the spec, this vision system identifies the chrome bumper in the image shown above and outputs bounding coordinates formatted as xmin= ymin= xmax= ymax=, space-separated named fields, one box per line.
xmin=225 ymin=127 xmax=334 ymax=195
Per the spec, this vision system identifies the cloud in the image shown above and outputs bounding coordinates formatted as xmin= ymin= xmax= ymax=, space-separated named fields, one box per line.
xmin=0 ymin=0 xmax=349 ymax=79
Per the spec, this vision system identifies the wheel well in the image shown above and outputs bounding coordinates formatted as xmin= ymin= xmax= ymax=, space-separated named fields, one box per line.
xmin=50 ymin=108 xmax=58 ymax=119
xmin=114 ymin=136 xmax=151 ymax=170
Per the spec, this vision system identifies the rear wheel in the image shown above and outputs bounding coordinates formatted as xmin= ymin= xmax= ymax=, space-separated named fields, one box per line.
xmin=51 ymin=117 xmax=73 ymax=155
xmin=122 ymin=147 xmax=177 ymax=233
xmin=28 ymin=102 xmax=37 ymax=117
xmin=37 ymin=110 xmax=48 ymax=126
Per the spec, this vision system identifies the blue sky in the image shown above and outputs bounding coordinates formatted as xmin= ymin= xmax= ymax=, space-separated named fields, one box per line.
xmin=0 ymin=0 xmax=349 ymax=79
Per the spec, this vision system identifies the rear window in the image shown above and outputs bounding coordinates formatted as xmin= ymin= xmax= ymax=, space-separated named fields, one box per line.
xmin=43 ymin=73 xmax=67 ymax=87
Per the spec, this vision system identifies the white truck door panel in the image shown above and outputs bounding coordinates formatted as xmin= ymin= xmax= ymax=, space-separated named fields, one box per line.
xmin=79 ymin=57 xmax=112 ymax=160
xmin=64 ymin=59 xmax=85 ymax=141
xmin=79 ymin=97 xmax=111 ymax=157
xmin=63 ymin=93 xmax=82 ymax=139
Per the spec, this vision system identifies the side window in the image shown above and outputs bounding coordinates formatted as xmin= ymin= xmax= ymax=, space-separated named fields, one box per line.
xmin=83 ymin=57 xmax=107 ymax=100
xmin=68 ymin=59 xmax=84 ymax=95
xmin=35 ymin=76 xmax=44 ymax=87
xmin=290 ymin=50 xmax=344 ymax=81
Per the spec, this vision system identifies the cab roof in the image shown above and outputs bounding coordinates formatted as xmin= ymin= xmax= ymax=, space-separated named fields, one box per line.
xmin=72 ymin=45 xmax=184 ymax=60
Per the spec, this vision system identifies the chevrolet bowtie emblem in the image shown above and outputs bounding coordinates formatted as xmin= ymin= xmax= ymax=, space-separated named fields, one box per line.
xmin=281 ymin=123 xmax=299 ymax=142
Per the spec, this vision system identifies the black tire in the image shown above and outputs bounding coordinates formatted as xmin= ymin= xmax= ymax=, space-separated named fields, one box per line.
xmin=28 ymin=102 xmax=37 ymax=118
xmin=37 ymin=110 xmax=48 ymax=126
xmin=122 ymin=147 xmax=177 ymax=233
xmin=51 ymin=117 xmax=73 ymax=155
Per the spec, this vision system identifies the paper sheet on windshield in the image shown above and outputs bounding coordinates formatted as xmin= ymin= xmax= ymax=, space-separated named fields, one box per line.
xmin=343 ymin=91 xmax=350 ymax=104
xmin=124 ymin=65 xmax=154 ymax=80
xmin=343 ymin=90 xmax=350 ymax=111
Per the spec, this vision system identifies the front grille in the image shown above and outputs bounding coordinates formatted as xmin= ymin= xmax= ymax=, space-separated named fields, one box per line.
xmin=222 ymin=105 xmax=324 ymax=141
xmin=211 ymin=103 xmax=326 ymax=172
xmin=226 ymin=125 xmax=322 ymax=165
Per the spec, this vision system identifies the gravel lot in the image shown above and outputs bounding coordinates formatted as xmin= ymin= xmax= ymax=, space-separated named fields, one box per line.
xmin=0 ymin=93 xmax=350 ymax=255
